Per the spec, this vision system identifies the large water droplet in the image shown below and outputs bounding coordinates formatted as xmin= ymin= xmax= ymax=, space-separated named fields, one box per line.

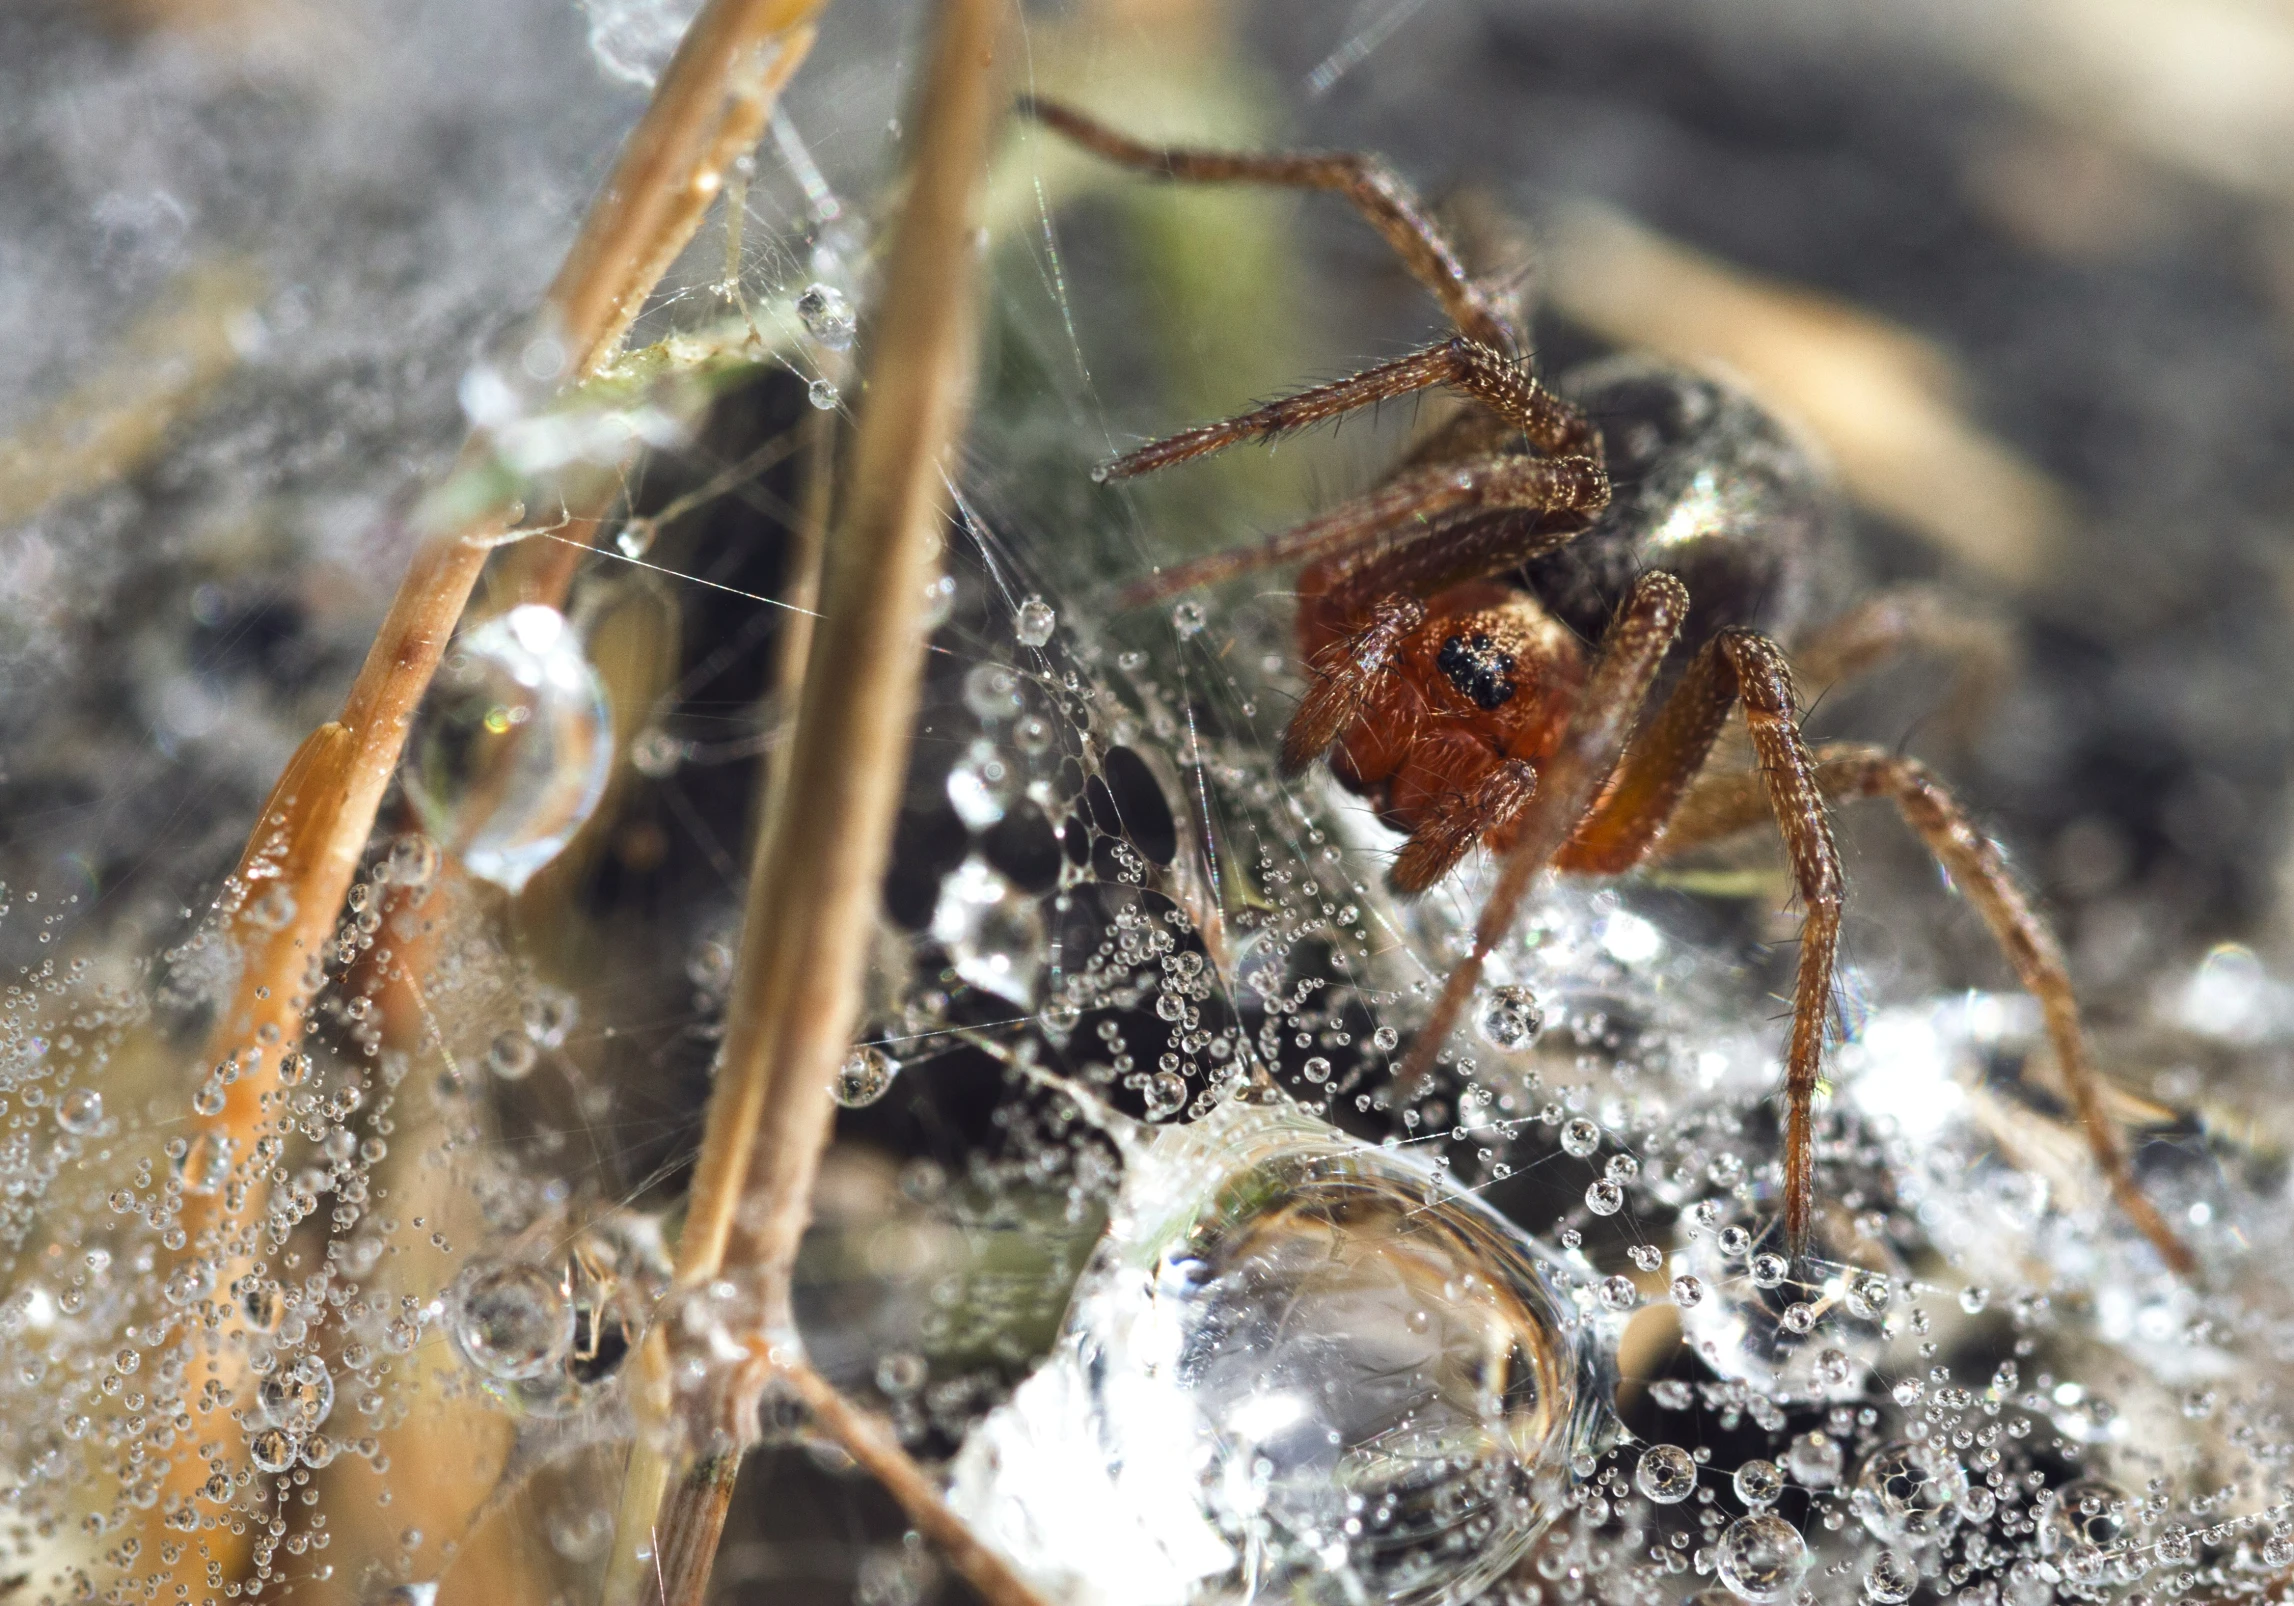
xmin=930 ymin=857 xmax=1044 ymax=1007
xmin=950 ymin=1098 xmax=1607 ymax=1606
xmin=833 ymin=1046 xmax=899 ymax=1108
xmin=449 ymin=1260 xmax=574 ymax=1382
xmin=56 ymin=1087 xmax=102 ymax=1135
xmin=1851 ymin=1440 xmax=1967 ymax=1548
xmin=248 ymin=1426 xmax=298 ymax=1474
xmin=1014 ymin=594 xmax=1056 ymax=648
xmin=256 ymin=1356 xmax=334 ymax=1434
xmin=1635 ymin=1443 xmax=1695 ymax=1504
xmin=947 ymin=740 xmax=1018 ymax=830
xmin=795 ymin=282 xmax=856 ymax=350
xmin=406 ymin=606 xmax=612 ymax=893
xmin=1476 ymin=985 xmax=1544 ymax=1050
xmin=1716 ymin=1514 xmax=1807 ymax=1603
xmin=1864 ymin=1549 xmax=1918 ymax=1604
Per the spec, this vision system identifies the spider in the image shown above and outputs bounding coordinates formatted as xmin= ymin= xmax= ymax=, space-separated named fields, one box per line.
xmin=1020 ymin=95 xmax=2193 ymax=1277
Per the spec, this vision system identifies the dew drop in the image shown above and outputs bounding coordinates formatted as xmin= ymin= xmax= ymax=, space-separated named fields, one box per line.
xmin=1733 ymin=1459 xmax=1783 ymax=1508
xmin=1015 ymin=594 xmax=1056 ymax=648
xmin=833 ymin=1046 xmax=899 ymax=1108
xmin=1585 ymin=1179 xmax=1624 ymax=1216
xmin=1635 ymin=1443 xmax=1696 ymax=1503
xmin=1864 ymin=1550 xmax=1918 ymax=1604
xmin=56 ymin=1087 xmax=102 ymax=1135
xmin=1141 ymin=1070 xmax=1187 ymax=1121
xmin=1715 ymin=1514 xmax=1807 ymax=1603
xmin=522 ymin=985 xmax=579 ymax=1049
xmin=1748 ymin=1251 xmax=1789 ymax=1288
xmin=248 ymin=1427 xmax=298 ymax=1474
xmin=1851 ymin=1440 xmax=1968 ymax=1547
xmin=922 ymin=573 xmax=958 ymax=631
xmin=1301 ymin=1056 xmax=1331 ymax=1085
xmin=795 ymin=282 xmax=856 ymax=348
xmin=1786 ymin=1430 xmax=1842 ymax=1489
xmin=486 ymin=1030 xmax=538 ymax=1081
xmin=929 ymin=857 xmax=1045 ymax=1007
xmin=382 ymin=832 xmax=440 ymax=889
xmin=628 ymin=727 xmax=683 ymax=777
xmin=1599 ymin=1274 xmax=1639 ymax=1312
xmin=1670 ymin=1274 xmax=1706 ymax=1308
xmin=1170 ymin=599 xmax=1206 ymax=639
xmin=1559 ymin=1118 xmax=1600 ymax=1158
xmin=1476 ymin=985 xmax=1544 ymax=1050
xmin=806 ymin=378 xmax=839 ymax=410
xmin=1372 ymin=1025 xmax=1400 ymax=1052
xmin=405 ymin=606 xmax=612 ymax=893
xmin=449 ymin=1260 xmax=573 ymax=1382
xmin=256 ymin=1356 xmax=334 ymax=1434
xmin=277 ymin=1049 xmax=311 ymax=1088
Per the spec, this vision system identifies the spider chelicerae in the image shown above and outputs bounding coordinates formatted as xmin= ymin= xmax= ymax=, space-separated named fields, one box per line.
xmin=1021 ymin=95 xmax=2191 ymax=1275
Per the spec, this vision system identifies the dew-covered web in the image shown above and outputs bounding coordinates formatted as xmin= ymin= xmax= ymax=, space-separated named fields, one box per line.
xmin=7 ymin=4 xmax=2294 ymax=1606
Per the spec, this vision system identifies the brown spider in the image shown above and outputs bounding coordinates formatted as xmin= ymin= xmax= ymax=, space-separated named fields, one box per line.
xmin=1021 ymin=96 xmax=2193 ymax=1276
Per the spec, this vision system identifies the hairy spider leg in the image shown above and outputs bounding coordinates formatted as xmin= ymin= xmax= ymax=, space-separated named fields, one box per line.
xmin=1787 ymin=584 xmax=2017 ymax=746
xmin=1117 ymin=446 xmax=1608 ymax=611
xmin=1645 ymin=744 xmax=2197 ymax=1276
xmin=1102 ymin=336 xmax=1599 ymax=486
xmin=1398 ymin=569 xmax=1690 ymax=1070
xmin=1018 ymin=96 xmax=1518 ymax=353
xmin=1545 ymin=628 xmax=1846 ymax=1260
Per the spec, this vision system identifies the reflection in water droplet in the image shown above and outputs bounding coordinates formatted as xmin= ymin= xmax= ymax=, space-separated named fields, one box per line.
xmin=807 ymin=378 xmax=839 ymax=410
xmin=930 ymin=857 xmax=1044 ymax=1007
xmin=1171 ymin=600 xmax=1206 ymax=639
xmin=56 ymin=1087 xmax=102 ymax=1134
xmin=834 ymin=1046 xmax=899 ymax=1108
xmin=487 ymin=1030 xmax=538 ymax=1081
xmin=1477 ymin=985 xmax=1544 ymax=1050
xmin=449 ymin=1260 xmax=573 ymax=1382
xmin=1852 ymin=1440 xmax=1968 ymax=1547
xmin=1865 ymin=1549 xmax=1918 ymax=1603
xmin=947 ymin=740 xmax=1018 ymax=829
xmin=256 ymin=1356 xmax=334 ymax=1434
xmin=1560 ymin=1118 xmax=1600 ymax=1158
xmin=1734 ymin=1459 xmax=1783 ymax=1508
xmin=406 ymin=606 xmax=612 ymax=893
xmin=795 ymin=282 xmax=856 ymax=349
xmin=1140 ymin=1070 xmax=1186 ymax=1121
xmin=1716 ymin=1514 xmax=1807 ymax=1602
xmin=950 ymin=1099 xmax=1608 ymax=1606
xmin=248 ymin=1426 xmax=297 ymax=1474
xmin=1015 ymin=594 xmax=1056 ymax=648
xmin=1636 ymin=1443 xmax=1695 ymax=1503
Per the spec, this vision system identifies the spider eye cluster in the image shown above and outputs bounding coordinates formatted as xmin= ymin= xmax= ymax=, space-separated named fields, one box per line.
xmin=1435 ymin=631 xmax=1520 ymax=710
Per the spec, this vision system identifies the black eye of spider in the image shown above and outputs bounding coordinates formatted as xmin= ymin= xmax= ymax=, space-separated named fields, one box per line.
xmin=1436 ymin=632 xmax=1518 ymax=710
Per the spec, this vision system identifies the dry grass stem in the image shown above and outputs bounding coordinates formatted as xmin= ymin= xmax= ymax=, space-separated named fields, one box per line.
xmin=780 ymin=1360 xmax=1052 ymax=1606
xmin=146 ymin=0 xmax=831 ymax=1593
xmin=603 ymin=1 xmax=1014 ymax=1602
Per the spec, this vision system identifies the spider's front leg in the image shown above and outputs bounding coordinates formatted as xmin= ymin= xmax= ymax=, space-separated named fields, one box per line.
xmin=1640 ymin=745 xmax=2197 ymax=1275
xmin=1550 ymin=629 xmax=1846 ymax=1260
